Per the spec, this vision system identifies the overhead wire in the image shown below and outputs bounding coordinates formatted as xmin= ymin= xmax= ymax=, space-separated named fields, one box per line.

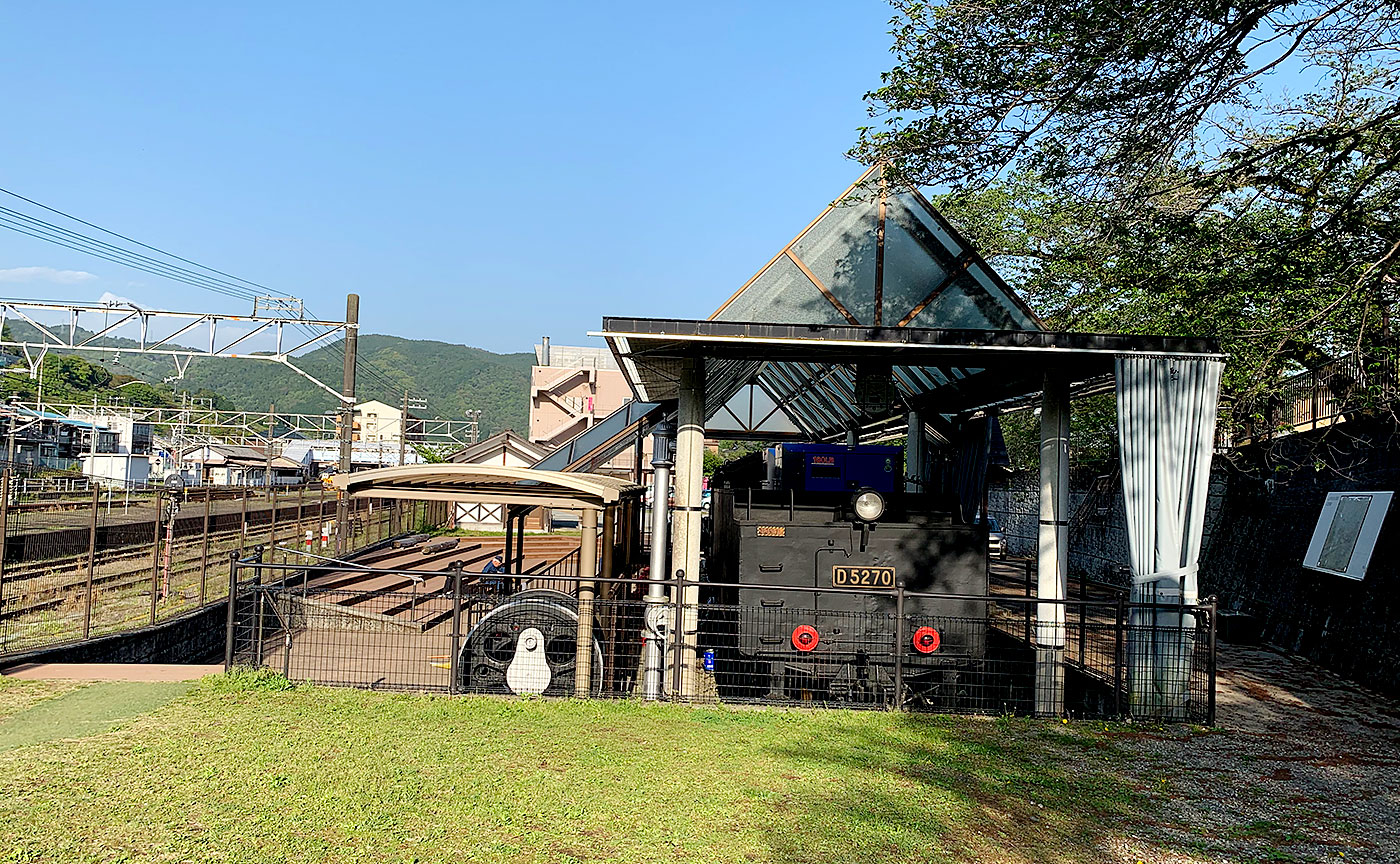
xmin=0 ymin=188 xmax=445 ymax=416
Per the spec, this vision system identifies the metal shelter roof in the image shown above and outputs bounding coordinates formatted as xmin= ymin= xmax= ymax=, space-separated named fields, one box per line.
xmin=597 ymin=318 xmax=1224 ymax=440
xmin=330 ymin=464 xmax=643 ymax=510
xmin=588 ymin=165 xmax=1221 ymax=442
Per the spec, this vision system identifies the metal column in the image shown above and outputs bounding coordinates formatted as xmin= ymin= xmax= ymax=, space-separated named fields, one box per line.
xmin=642 ymin=420 xmax=674 ymax=701
xmin=1036 ymin=372 xmax=1070 ymax=716
xmin=672 ymin=362 xmax=705 ymax=697
xmin=573 ymin=507 xmax=598 ymax=698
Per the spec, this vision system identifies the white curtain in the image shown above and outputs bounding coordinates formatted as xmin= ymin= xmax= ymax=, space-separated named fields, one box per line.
xmin=1116 ymin=355 xmax=1222 ymax=717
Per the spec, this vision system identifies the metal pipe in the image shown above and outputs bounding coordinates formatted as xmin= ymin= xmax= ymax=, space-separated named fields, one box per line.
xmin=83 ymin=485 xmax=98 ymax=639
xmin=335 ymin=294 xmax=359 ymax=555
xmin=199 ymin=488 xmax=211 ymax=605
xmin=893 ymin=579 xmax=906 ymax=711
xmin=1206 ymin=595 xmax=1218 ymax=726
xmin=223 ymin=551 xmax=239 ymax=670
xmin=449 ymin=561 xmax=464 ymax=695
xmin=642 ymin=420 xmax=674 ymax=701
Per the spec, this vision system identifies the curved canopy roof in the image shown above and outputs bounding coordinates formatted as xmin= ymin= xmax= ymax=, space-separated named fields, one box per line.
xmin=330 ymin=464 xmax=642 ymax=510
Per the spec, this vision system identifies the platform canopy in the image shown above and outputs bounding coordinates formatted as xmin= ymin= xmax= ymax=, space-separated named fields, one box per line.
xmin=330 ymin=464 xmax=643 ymax=510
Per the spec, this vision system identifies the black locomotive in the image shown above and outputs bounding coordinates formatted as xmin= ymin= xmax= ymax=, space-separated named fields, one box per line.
xmin=702 ymin=443 xmax=989 ymax=706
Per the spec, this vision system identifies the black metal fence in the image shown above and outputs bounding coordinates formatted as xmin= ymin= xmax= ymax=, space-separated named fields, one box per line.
xmin=227 ymin=557 xmax=1216 ymax=723
xmin=0 ymin=479 xmax=447 ymax=657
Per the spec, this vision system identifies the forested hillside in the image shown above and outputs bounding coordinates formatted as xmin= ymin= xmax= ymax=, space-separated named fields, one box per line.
xmin=2 ymin=323 xmax=534 ymax=437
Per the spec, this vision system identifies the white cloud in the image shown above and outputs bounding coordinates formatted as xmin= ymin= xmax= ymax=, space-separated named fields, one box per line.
xmin=0 ymin=266 xmax=98 ymax=285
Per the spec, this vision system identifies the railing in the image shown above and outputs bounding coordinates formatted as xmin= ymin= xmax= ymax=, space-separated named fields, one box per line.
xmin=226 ymin=559 xmax=1217 ymax=723
xmin=0 ymin=483 xmax=406 ymax=657
xmin=1225 ymin=350 xmax=1400 ymax=446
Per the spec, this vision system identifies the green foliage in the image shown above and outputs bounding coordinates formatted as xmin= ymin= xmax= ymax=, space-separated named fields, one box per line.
xmin=703 ymin=440 xmax=767 ymax=477
xmin=3 ymin=321 xmax=534 ymax=438
xmin=855 ymin=1 xmax=1400 ymax=440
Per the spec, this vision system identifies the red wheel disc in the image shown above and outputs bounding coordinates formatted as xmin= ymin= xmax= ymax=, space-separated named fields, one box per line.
xmin=791 ymin=625 xmax=819 ymax=652
xmin=912 ymin=626 xmax=941 ymax=654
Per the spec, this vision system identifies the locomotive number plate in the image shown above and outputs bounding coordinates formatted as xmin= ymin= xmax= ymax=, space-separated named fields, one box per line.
xmin=755 ymin=525 xmax=786 ymax=537
xmin=831 ymin=565 xmax=896 ymax=588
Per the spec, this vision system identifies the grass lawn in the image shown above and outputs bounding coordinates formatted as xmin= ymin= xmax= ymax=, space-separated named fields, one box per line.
xmin=0 ymin=672 xmax=1196 ymax=864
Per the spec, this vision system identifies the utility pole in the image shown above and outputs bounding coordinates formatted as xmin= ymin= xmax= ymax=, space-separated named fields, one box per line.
xmin=264 ymin=402 xmax=275 ymax=488
xmin=335 ymin=294 xmax=359 ymax=555
xmin=399 ymin=390 xmax=408 ymax=469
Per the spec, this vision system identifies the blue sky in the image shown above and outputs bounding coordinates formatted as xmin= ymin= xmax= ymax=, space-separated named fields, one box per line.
xmin=0 ymin=2 xmax=894 ymax=354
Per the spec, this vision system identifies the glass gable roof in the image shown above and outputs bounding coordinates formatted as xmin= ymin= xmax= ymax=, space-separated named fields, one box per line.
xmin=702 ymin=165 xmax=1044 ymax=437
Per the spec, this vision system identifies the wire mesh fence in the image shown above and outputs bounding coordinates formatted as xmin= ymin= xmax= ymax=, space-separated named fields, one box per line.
xmin=0 ymin=478 xmax=410 ymax=657
xmin=227 ymin=560 xmax=1216 ymax=723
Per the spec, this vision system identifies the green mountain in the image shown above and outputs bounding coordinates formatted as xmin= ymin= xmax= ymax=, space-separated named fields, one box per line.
xmin=2 ymin=323 xmax=535 ymax=437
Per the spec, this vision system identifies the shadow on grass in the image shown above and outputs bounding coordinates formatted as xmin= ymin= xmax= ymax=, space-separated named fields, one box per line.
xmin=761 ymin=713 xmax=1153 ymax=864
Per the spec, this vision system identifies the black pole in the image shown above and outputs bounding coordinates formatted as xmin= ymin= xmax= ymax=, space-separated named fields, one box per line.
xmin=1206 ymin=595 xmax=1218 ymax=726
xmin=1113 ymin=594 xmax=1126 ymax=718
xmin=449 ymin=561 xmax=464 ymax=695
xmin=893 ymin=580 xmax=906 ymax=711
xmin=335 ymin=294 xmax=359 ymax=555
xmin=223 ymin=550 xmax=239 ymax=671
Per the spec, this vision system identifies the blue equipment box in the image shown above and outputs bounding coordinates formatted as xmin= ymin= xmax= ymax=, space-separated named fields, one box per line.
xmin=774 ymin=443 xmax=901 ymax=494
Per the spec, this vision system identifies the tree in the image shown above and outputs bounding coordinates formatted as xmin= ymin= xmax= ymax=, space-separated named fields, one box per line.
xmin=853 ymin=0 xmax=1400 ymax=440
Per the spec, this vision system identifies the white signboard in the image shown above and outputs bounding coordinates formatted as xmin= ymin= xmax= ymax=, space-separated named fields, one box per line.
xmin=1302 ymin=491 xmax=1393 ymax=580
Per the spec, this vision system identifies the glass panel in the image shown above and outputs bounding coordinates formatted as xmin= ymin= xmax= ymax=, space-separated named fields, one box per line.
xmin=968 ymin=263 xmax=1039 ymax=329
xmin=907 ymin=278 xmax=1015 ymax=329
xmin=715 ymin=254 xmax=849 ymax=325
xmin=882 ymin=197 xmax=953 ymax=325
xmin=893 ymin=193 xmax=1036 ymax=331
xmin=791 ymin=198 xmax=879 ymax=325
xmin=1318 ymin=496 xmax=1371 ymax=572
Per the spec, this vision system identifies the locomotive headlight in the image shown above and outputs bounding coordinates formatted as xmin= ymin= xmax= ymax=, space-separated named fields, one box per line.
xmin=852 ymin=488 xmax=885 ymax=523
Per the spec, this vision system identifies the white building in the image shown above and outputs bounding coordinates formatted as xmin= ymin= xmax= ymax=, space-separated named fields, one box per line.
xmin=447 ymin=430 xmax=550 ymax=529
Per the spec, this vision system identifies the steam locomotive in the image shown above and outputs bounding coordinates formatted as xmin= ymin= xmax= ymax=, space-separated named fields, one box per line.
xmin=459 ymin=442 xmax=990 ymax=706
xmin=703 ymin=444 xmax=989 ymax=706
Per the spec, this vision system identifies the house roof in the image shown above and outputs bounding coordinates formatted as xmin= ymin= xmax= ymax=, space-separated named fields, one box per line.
xmin=447 ymin=430 xmax=550 ymax=466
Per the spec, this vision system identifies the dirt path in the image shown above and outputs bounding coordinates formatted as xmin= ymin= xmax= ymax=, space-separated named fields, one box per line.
xmin=1112 ymin=644 xmax=1400 ymax=863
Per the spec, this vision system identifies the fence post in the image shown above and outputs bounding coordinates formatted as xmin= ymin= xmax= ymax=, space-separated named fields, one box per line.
xmin=449 ymin=561 xmax=463 ymax=695
xmin=671 ymin=569 xmax=686 ymax=701
xmin=893 ymin=580 xmax=906 ymax=711
xmin=1023 ymin=559 xmax=1033 ymax=643
xmin=0 ymin=467 xmax=9 ymax=641
xmin=296 ymin=484 xmax=305 ymax=550
xmin=83 ymin=486 xmax=99 ymax=640
xmin=269 ymin=485 xmax=279 ymax=564
xmin=149 ymin=490 xmax=162 ymax=625
xmin=1113 ymin=594 xmax=1126 ymax=719
xmin=200 ymin=488 xmax=212 ymax=605
xmin=1078 ymin=573 xmax=1087 ymax=663
xmin=224 ymin=551 xmax=240 ymax=671
xmin=1206 ymin=595 xmax=1218 ymax=727
xmin=240 ymin=488 xmax=249 ymax=558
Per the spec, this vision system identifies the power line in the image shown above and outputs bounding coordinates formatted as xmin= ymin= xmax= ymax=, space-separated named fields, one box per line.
xmin=0 ymin=187 xmax=460 ymax=422
xmin=0 ymin=185 xmax=275 ymax=297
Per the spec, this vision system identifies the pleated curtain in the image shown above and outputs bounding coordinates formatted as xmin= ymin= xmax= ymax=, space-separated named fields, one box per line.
xmin=1115 ymin=355 xmax=1223 ymax=717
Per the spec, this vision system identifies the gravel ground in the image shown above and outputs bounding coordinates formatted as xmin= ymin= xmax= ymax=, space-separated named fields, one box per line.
xmin=1106 ymin=643 xmax=1400 ymax=863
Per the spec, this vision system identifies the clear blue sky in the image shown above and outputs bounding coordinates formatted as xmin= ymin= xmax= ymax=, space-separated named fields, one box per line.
xmin=0 ymin=2 xmax=894 ymax=355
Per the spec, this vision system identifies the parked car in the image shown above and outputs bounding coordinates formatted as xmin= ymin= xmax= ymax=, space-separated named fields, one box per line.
xmin=977 ymin=516 xmax=1006 ymax=559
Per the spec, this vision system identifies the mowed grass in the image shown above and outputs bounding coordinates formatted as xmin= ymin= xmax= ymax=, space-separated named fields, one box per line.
xmin=0 ymin=673 xmax=1149 ymax=864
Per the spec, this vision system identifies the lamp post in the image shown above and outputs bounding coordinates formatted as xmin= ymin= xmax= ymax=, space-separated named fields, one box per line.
xmin=642 ymin=419 xmax=675 ymax=701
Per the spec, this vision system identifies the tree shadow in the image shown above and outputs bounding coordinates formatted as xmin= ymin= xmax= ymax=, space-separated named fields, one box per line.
xmin=758 ymin=712 xmax=1170 ymax=864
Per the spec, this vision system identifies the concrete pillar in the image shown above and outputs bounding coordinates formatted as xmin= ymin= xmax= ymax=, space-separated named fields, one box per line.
xmin=671 ymin=361 xmax=705 ymax=697
xmin=1036 ymin=372 xmax=1070 ymax=715
xmin=574 ymin=506 xmax=598 ymax=698
xmin=905 ymin=410 xmax=925 ymax=493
